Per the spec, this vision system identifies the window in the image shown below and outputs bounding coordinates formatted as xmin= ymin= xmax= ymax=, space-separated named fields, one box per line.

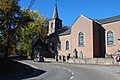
xmin=51 ymin=30 xmax=52 ymax=33
xmin=0 ymin=31 xmax=2 ymax=36
xmin=57 ymin=42 xmax=61 ymax=50
xmin=66 ymin=41 xmax=69 ymax=50
xmin=52 ymin=43 xmax=54 ymax=50
xmin=107 ymin=31 xmax=114 ymax=46
xmin=51 ymin=22 xmax=53 ymax=28
xmin=57 ymin=22 xmax=61 ymax=29
xmin=78 ymin=32 xmax=84 ymax=46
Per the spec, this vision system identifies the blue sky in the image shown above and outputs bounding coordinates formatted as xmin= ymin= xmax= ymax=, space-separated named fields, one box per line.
xmin=19 ymin=0 xmax=120 ymax=26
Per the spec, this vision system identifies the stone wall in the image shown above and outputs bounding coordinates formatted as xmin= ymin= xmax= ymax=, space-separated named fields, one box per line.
xmin=69 ymin=58 xmax=116 ymax=65
xmin=44 ymin=57 xmax=120 ymax=65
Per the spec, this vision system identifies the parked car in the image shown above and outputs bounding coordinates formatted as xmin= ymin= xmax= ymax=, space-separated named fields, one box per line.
xmin=34 ymin=56 xmax=44 ymax=62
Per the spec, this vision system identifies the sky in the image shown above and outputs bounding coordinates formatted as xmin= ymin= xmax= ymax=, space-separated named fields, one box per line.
xmin=19 ymin=0 xmax=120 ymax=26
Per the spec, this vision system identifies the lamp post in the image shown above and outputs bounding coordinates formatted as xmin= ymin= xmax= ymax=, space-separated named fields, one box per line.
xmin=118 ymin=39 xmax=120 ymax=52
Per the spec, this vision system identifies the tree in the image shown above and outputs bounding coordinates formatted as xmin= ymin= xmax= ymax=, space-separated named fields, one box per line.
xmin=19 ymin=9 xmax=48 ymax=58
xmin=0 ymin=0 xmax=32 ymax=58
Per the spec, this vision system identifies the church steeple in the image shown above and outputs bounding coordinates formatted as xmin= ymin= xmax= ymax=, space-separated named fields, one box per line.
xmin=53 ymin=4 xmax=59 ymax=19
xmin=48 ymin=0 xmax=62 ymax=35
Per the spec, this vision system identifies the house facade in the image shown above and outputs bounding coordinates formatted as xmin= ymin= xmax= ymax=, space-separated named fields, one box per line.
xmin=45 ymin=5 xmax=120 ymax=60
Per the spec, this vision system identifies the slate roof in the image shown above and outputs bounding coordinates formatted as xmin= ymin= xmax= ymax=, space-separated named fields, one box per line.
xmin=47 ymin=26 xmax=71 ymax=38
xmin=59 ymin=27 xmax=71 ymax=36
xmin=96 ymin=15 xmax=120 ymax=24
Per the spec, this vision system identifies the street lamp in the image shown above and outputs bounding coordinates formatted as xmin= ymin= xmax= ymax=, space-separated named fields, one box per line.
xmin=117 ymin=39 xmax=120 ymax=52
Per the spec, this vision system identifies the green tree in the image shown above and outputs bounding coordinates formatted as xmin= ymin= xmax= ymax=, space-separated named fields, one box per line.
xmin=0 ymin=0 xmax=32 ymax=58
xmin=19 ymin=9 xmax=48 ymax=58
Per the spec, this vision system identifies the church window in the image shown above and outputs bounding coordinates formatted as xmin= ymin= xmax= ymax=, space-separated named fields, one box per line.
xmin=66 ymin=41 xmax=69 ymax=50
xmin=107 ymin=31 xmax=114 ymax=46
xmin=57 ymin=22 xmax=60 ymax=29
xmin=57 ymin=42 xmax=61 ymax=50
xmin=52 ymin=43 xmax=54 ymax=50
xmin=51 ymin=22 xmax=53 ymax=28
xmin=78 ymin=32 xmax=84 ymax=46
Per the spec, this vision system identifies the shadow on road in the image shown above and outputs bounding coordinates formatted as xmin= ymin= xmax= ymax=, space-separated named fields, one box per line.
xmin=0 ymin=59 xmax=46 ymax=80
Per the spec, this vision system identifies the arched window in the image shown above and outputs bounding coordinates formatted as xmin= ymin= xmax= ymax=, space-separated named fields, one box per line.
xmin=78 ymin=32 xmax=84 ymax=46
xmin=107 ymin=31 xmax=114 ymax=46
xmin=66 ymin=41 xmax=69 ymax=50
xmin=57 ymin=42 xmax=61 ymax=50
xmin=51 ymin=22 xmax=53 ymax=28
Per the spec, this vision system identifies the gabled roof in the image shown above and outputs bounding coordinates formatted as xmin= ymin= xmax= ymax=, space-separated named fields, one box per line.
xmin=71 ymin=15 xmax=95 ymax=27
xmin=46 ymin=26 xmax=71 ymax=38
xmin=59 ymin=27 xmax=71 ymax=36
xmin=96 ymin=15 xmax=120 ymax=24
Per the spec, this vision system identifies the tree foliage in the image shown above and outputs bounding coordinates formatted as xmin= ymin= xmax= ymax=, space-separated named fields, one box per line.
xmin=19 ymin=9 xmax=48 ymax=57
xmin=0 ymin=0 xmax=48 ymax=58
xmin=0 ymin=0 xmax=33 ymax=57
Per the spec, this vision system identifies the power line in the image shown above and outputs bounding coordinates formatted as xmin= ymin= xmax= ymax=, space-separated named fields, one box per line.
xmin=28 ymin=0 xmax=35 ymax=9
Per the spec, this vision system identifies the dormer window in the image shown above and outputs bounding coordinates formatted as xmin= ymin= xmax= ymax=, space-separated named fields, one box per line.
xmin=57 ymin=42 xmax=61 ymax=50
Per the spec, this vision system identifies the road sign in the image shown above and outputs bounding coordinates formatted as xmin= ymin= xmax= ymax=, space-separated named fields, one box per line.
xmin=114 ymin=56 xmax=119 ymax=62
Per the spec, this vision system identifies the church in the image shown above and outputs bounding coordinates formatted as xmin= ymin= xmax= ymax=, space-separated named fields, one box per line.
xmin=34 ymin=4 xmax=120 ymax=60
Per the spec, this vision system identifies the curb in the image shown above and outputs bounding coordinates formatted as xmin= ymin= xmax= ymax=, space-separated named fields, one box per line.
xmin=17 ymin=60 xmax=39 ymax=69
xmin=16 ymin=60 xmax=40 ymax=79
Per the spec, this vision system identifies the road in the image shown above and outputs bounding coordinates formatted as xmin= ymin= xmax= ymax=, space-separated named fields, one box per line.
xmin=23 ymin=60 xmax=120 ymax=80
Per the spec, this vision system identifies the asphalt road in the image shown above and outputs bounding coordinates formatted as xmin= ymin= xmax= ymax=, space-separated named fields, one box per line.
xmin=23 ymin=60 xmax=120 ymax=80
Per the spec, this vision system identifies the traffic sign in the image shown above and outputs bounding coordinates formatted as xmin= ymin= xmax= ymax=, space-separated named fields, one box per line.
xmin=114 ymin=56 xmax=119 ymax=62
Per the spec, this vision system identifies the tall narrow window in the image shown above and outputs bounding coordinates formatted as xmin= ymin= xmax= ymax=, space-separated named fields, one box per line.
xmin=51 ymin=22 xmax=53 ymax=28
xmin=78 ymin=32 xmax=84 ymax=46
xmin=66 ymin=41 xmax=69 ymax=50
xmin=57 ymin=22 xmax=60 ymax=29
xmin=107 ymin=31 xmax=114 ymax=46
xmin=52 ymin=43 xmax=54 ymax=50
xmin=57 ymin=42 xmax=61 ymax=50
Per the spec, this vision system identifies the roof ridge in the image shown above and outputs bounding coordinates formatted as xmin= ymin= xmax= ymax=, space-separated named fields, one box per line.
xmin=96 ymin=15 xmax=120 ymax=24
xmin=98 ymin=15 xmax=120 ymax=20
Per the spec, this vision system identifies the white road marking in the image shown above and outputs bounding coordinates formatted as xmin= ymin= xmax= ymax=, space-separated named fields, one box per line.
xmin=66 ymin=69 xmax=74 ymax=80
xmin=63 ymin=68 xmax=66 ymax=70
xmin=59 ymin=67 xmax=74 ymax=80
xmin=70 ymin=75 xmax=74 ymax=80
xmin=72 ymin=72 xmax=74 ymax=75
xmin=68 ymin=70 xmax=71 ymax=72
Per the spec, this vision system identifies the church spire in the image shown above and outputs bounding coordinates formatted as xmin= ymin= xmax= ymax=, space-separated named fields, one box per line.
xmin=52 ymin=0 xmax=59 ymax=19
xmin=48 ymin=0 xmax=62 ymax=35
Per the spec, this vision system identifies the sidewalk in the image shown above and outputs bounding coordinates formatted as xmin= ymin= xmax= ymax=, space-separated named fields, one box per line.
xmin=0 ymin=59 xmax=44 ymax=80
